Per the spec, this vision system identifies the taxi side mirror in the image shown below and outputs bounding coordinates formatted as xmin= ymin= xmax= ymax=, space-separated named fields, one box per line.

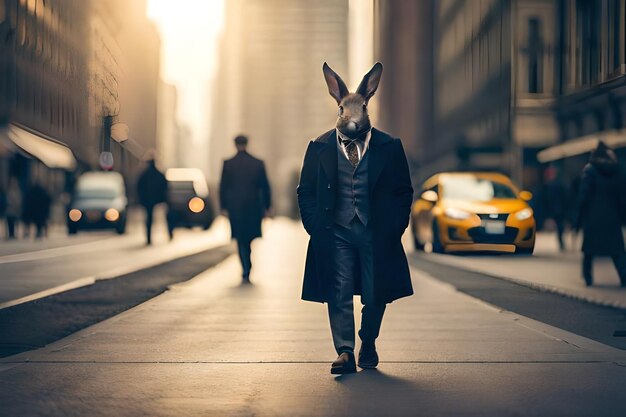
xmin=421 ymin=190 xmax=439 ymax=203
xmin=519 ymin=190 xmax=533 ymax=201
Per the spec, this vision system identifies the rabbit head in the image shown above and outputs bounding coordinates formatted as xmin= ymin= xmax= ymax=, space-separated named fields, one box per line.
xmin=322 ymin=62 xmax=383 ymax=139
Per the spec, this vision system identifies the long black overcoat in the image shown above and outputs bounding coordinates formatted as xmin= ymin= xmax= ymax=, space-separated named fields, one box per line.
xmin=297 ymin=128 xmax=414 ymax=304
xmin=220 ymin=151 xmax=271 ymax=242
xmin=577 ymin=162 xmax=626 ymax=255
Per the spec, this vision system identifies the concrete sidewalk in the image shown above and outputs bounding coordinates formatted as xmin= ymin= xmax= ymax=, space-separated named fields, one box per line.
xmin=1 ymin=219 xmax=625 ymax=416
xmin=420 ymin=231 xmax=626 ymax=309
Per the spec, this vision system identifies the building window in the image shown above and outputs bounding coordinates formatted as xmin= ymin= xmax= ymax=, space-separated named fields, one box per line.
xmin=527 ymin=18 xmax=544 ymax=93
xmin=608 ymin=0 xmax=622 ymax=74
xmin=576 ymin=0 xmax=601 ymax=85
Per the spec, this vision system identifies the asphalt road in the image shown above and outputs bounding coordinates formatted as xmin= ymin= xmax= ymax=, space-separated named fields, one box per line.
xmin=0 ymin=211 xmax=231 ymax=306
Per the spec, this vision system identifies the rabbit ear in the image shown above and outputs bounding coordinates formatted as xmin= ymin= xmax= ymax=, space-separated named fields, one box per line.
xmin=356 ymin=62 xmax=383 ymax=101
xmin=323 ymin=62 xmax=349 ymax=104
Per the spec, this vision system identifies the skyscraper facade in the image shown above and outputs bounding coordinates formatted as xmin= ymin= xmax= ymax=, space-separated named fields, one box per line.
xmin=211 ymin=0 xmax=350 ymax=214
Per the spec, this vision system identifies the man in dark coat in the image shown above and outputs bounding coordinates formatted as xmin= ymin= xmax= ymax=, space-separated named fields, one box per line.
xmin=137 ymin=159 xmax=168 ymax=245
xmin=219 ymin=135 xmax=272 ymax=283
xmin=576 ymin=141 xmax=626 ymax=286
xmin=298 ymin=63 xmax=413 ymax=374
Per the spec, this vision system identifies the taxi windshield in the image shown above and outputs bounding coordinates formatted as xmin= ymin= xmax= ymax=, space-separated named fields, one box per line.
xmin=442 ymin=176 xmax=517 ymax=202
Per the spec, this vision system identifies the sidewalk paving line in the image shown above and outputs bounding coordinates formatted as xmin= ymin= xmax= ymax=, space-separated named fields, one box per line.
xmin=0 ymin=235 xmax=128 ymax=265
xmin=0 ymin=277 xmax=96 ymax=310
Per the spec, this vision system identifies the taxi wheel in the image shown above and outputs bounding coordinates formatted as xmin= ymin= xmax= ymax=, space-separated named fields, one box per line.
xmin=431 ymin=220 xmax=444 ymax=254
xmin=115 ymin=221 xmax=126 ymax=235
xmin=516 ymin=245 xmax=534 ymax=255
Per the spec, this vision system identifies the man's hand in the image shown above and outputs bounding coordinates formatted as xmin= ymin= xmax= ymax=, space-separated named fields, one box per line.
xmin=264 ymin=208 xmax=274 ymax=219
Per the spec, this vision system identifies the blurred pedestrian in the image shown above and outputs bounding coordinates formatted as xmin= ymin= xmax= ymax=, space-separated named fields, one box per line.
xmin=543 ymin=165 xmax=568 ymax=251
xmin=23 ymin=183 xmax=51 ymax=238
xmin=575 ymin=141 xmax=626 ymax=287
xmin=0 ymin=185 xmax=6 ymax=228
xmin=298 ymin=63 xmax=413 ymax=374
xmin=5 ymin=177 xmax=21 ymax=240
xmin=137 ymin=158 xmax=168 ymax=245
xmin=219 ymin=135 xmax=272 ymax=283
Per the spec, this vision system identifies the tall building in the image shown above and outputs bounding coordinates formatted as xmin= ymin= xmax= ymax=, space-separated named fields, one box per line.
xmin=210 ymin=0 xmax=350 ymax=214
xmin=157 ymin=81 xmax=182 ymax=169
xmin=538 ymin=0 xmax=626 ymax=184
xmin=0 ymin=0 xmax=161 ymax=208
xmin=373 ymin=0 xmax=434 ymax=189
xmin=116 ymin=0 xmax=161 ymax=158
xmin=374 ymin=0 xmax=563 ymax=191
xmin=0 ymin=0 xmax=88 ymax=193
xmin=87 ymin=0 xmax=122 ymax=168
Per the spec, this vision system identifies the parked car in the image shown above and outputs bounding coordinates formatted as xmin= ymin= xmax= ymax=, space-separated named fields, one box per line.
xmin=67 ymin=171 xmax=128 ymax=235
xmin=411 ymin=172 xmax=536 ymax=254
xmin=165 ymin=168 xmax=215 ymax=233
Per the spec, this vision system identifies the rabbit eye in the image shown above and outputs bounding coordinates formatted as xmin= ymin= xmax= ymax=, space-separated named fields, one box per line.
xmin=338 ymin=106 xmax=344 ymax=115
xmin=362 ymin=104 xmax=367 ymax=111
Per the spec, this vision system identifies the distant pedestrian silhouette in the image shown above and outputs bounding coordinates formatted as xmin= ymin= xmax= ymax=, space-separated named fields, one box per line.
xmin=137 ymin=159 xmax=168 ymax=245
xmin=4 ymin=177 xmax=21 ymax=240
xmin=543 ymin=166 xmax=568 ymax=251
xmin=219 ymin=135 xmax=272 ymax=283
xmin=23 ymin=183 xmax=51 ymax=238
xmin=576 ymin=141 xmax=626 ymax=286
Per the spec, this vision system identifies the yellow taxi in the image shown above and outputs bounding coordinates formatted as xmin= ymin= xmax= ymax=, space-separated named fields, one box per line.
xmin=411 ymin=172 xmax=535 ymax=254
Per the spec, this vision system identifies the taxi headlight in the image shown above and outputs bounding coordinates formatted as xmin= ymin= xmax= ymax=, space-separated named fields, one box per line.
xmin=69 ymin=209 xmax=82 ymax=222
xmin=104 ymin=208 xmax=120 ymax=222
xmin=444 ymin=207 xmax=472 ymax=220
xmin=188 ymin=197 xmax=205 ymax=213
xmin=515 ymin=208 xmax=533 ymax=221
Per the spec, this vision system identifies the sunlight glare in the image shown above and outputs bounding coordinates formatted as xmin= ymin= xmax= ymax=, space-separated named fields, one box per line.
xmin=147 ymin=0 xmax=225 ymax=152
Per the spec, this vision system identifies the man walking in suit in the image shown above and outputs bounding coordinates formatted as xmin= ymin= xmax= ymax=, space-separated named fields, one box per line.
xmin=220 ymin=135 xmax=272 ymax=283
xmin=297 ymin=62 xmax=414 ymax=374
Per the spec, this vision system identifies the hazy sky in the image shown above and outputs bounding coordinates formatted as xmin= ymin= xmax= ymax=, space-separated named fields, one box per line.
xmin=147 ymin=0 xmax=225 ymax=150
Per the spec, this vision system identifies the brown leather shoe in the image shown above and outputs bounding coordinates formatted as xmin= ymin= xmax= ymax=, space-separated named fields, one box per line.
xmin=331 ymin=352 xmax=356 ymax=374
xmin=358 ymin=341 xmax=379 ymax=369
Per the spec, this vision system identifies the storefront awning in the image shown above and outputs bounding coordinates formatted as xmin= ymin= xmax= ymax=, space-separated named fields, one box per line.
xmin=7 ymin=125 xmax=77 ymax=170
xmin=537 ymin=129 xmax=626 ymax=163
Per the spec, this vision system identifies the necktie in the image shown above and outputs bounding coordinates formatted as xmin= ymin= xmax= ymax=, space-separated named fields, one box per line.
xmin=342 ymin=138 xmax=362 ymax=167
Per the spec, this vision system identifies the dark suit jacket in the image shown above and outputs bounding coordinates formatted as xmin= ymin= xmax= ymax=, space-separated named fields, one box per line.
xmin=576 ymin=162 xmax=626 ymax=255
xmin=297 ymin=128 xmax=414 ymax=304
xmin=220 ymin=151 xmax=271 ymax=241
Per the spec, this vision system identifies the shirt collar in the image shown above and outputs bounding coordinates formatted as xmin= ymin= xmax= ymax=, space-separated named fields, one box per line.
xmin=336 ymin=129 xmax=371 ymax=150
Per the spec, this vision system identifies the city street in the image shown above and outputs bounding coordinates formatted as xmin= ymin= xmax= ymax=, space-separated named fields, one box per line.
xmin=0 ymin=209 xmax=231 ymax=307
xmin=1 ymin=219 xmax=625 ymax=416
xmin=4 ymin=0 xmax=626 ymax=415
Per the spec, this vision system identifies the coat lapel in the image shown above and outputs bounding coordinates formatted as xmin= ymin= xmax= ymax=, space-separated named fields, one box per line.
xmin=318 ymin=130 xmax=338 ymax=189
xmin=368 ymin=128 xmax=392 ymax=192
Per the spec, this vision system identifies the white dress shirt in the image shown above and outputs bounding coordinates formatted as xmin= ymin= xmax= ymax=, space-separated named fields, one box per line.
xmin=336 ymin=129 xmax=372 ymax=163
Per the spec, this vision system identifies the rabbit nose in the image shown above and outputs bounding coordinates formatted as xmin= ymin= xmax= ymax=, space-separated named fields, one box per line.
xmin=347 ymin=121 xmax=357 ymax=132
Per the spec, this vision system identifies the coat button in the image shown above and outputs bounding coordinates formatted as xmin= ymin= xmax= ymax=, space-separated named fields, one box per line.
xmin=324 ymin=207 xmax=330 ymax=211
xmin=327 ymin=184 xmax=331 ymax=189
